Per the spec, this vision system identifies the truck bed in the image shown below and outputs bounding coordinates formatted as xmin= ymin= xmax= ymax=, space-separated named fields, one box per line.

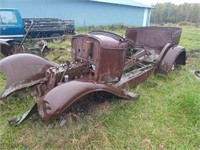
xmin=23 ymin=18 xmax=75 ymax=38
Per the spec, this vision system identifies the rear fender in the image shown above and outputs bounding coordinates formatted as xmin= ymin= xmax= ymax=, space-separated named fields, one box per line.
xmin=157 ymin=45 xmax=186 ymax=74
xmin=0 ymin=54 xmax=57 ymax=98
xmin=38 ymin=80 xmax=138 ymax=120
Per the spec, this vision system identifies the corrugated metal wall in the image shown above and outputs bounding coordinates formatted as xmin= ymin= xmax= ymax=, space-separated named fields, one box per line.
xmin=0 ymin=0 xmax=151 ymax=27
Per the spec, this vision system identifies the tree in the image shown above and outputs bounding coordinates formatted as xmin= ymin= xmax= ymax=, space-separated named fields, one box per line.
xmin=150 ymin=3 xmax=200 ymax=24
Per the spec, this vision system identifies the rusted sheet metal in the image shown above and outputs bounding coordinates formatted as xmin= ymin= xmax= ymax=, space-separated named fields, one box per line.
xmin=115 ymin=65 xmax=155 ymax=89
xmin=194 ymin=71 xmax=200 ymax=79
xmin=35 ymin=63 xmax=90 ymax=98
xmin=0 ymin=39 xmax=11 ymax=46
xmin=72 ymin=34 xmax=128 ymax=83
xmin=88 ymin=30 xmax=125 ymax=42
xmin=157 ymin=45 xmax=186 ymax=74
xmin=38 ymin=80 xmax=138 ymax=121
xmin=126 ymin=27 xmax=182 ymax=50
xmin=0 ymin=39 xmax=15 ymax=56
xmin=155 ymin=43 xmax=174 ymax=64
xmin=0 ymin=27 xmax=187 ymax=125
xmin=0 ymin=53 xmax=57 ymax=98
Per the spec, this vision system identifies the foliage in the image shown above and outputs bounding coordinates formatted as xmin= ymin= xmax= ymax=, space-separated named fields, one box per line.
xmin=151 ymin=3 xmax=200 ymax=26
xmin=179 ymin=26 xmax=200 ymax=50
xmin=46 ymin=40 xmax=72 ymax=63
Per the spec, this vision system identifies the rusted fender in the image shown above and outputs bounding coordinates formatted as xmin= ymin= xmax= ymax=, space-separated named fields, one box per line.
xmin=0 ymin=39 xmax=13 ymax=56
xmin=157 ymin=45 xmax=186 ymax=74
xmin=0 ymin=53 xmax=57 ymax=98
xmin=0 ymin=39 xmax=11 ymax=46
xmin=38 ymin=80 xmax=138 ymax=121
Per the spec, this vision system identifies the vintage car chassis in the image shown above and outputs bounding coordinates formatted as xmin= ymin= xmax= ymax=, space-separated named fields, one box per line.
xmin=0 ymin=27 xmax=186 ymax=125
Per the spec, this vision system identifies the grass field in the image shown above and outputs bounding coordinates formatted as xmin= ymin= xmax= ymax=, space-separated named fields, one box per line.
xmin=0 ymin=25 xmax=200 ymax=150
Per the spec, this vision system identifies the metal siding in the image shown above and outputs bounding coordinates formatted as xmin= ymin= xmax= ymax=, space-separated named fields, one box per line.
xmin=75 ymin=2 xmax=145 ymax=26
xmin=1 ymin=0 xmax=148 ymax=27
xmin=142 ymin=8 xmax=151 ymax=26
xmin=143 ymin=8 xmax=148 ymax=26
xmin=146 ymin=8 xmax=152 ymax=26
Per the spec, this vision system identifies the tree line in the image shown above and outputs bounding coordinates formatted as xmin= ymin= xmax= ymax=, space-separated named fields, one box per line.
xmin=150 ymin=3 xmax=200 ymax=25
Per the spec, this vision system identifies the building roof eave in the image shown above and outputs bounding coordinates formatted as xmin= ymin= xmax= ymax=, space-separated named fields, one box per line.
xmin=88 ymin=0 xmax=152 ymax=8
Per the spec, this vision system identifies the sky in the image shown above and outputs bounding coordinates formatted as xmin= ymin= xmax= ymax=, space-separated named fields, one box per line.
xmin=135 ymin=0 xmax=200 ymax=5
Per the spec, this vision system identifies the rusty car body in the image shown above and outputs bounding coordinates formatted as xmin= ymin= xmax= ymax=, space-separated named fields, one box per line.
xmin=0 ymin=27 xmax=186 ymax=125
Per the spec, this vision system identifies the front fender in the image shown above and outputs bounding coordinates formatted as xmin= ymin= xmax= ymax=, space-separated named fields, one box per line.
xmin=157 ymin=45 xmax=186 ymax=74
xmin=0 ymin=53 xmax=57 ymax=98
xmin=38 ymin=80 xmax=138 ymax=120
xmin=0 ymin=39 xmax=13 ymax=56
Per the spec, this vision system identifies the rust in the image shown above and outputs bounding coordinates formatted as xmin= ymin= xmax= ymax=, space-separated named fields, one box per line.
xmin=0 ymin=53 xmax=57 ymax=98
xmin=0 ymin=39 xmax=16 ymax=56
xmin=115 ymin=65 xmax=155 ymax=89
xmin=194 ymin=70 xmax=200 ymax=78
xmin=0 ymin=27 xmax=186 ymax=125
xmin=157 ymin=45 xmax=186 ymax=74
xmin=71 ymin=33 xmax=127 ymax=83
xmin=126 ymin=27 xmax=182 ymax=50
xmin=37 ymin=80 xmax=137 ymax=121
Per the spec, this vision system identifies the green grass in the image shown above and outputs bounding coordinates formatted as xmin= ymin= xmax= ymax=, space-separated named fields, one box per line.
xmin=76 ymin=24 xmax=128 ymax=36
xmin=46 ymin=37 xmax=72 ymax=63
xmin=0 ymin=25 xmax=200 ymax=149
xmin=180 ymin=26 xmax=200 ymax=51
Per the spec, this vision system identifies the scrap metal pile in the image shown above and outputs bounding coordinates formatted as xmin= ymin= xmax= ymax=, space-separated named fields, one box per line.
xmin=0 ymin=27 xmax=186 ymax=125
